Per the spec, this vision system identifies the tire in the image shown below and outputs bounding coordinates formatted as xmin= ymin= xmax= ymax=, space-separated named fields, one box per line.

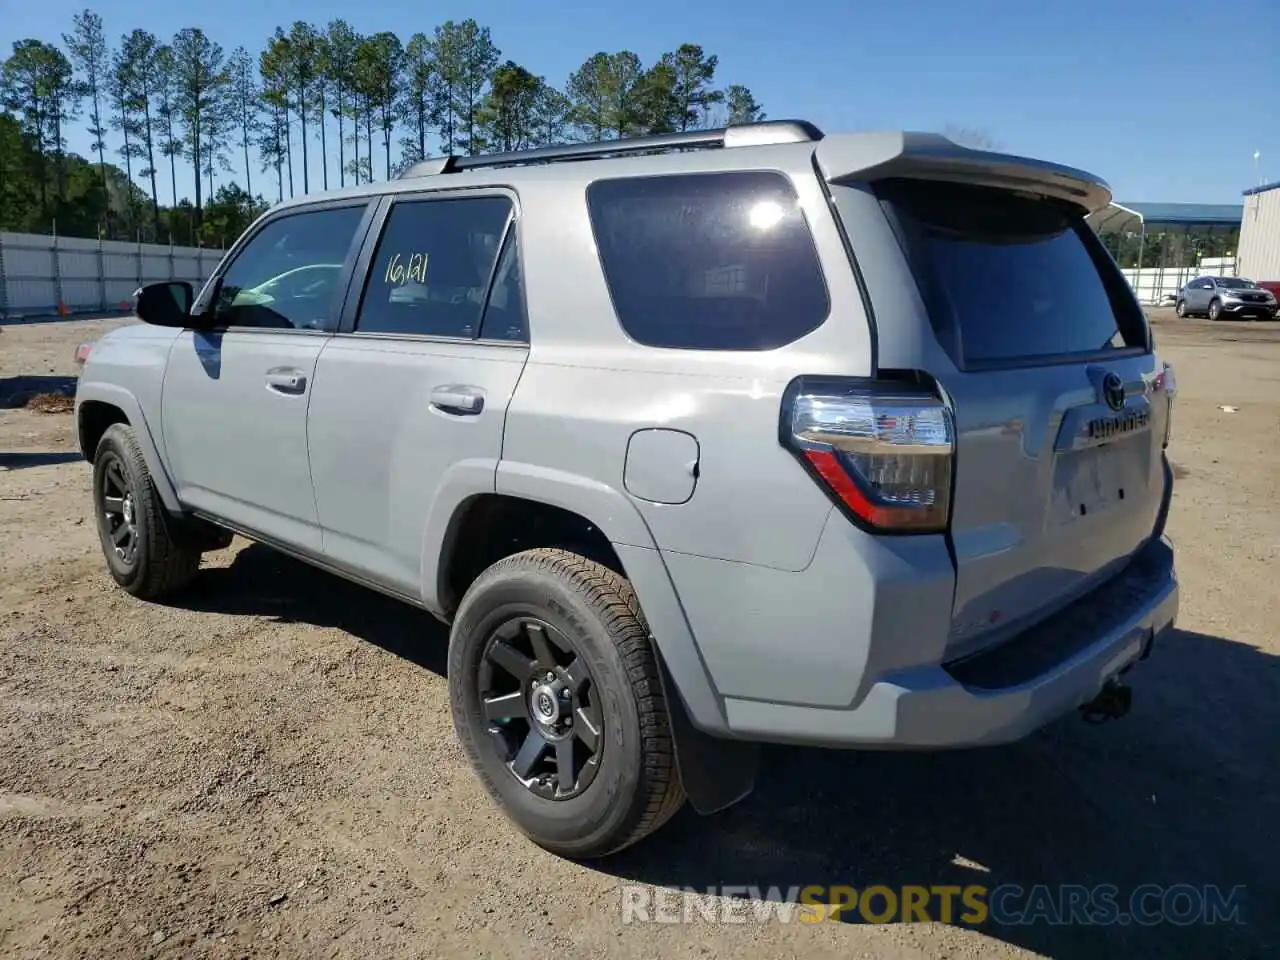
xmin=1175 ymin=299 xmax=1187 ymax=318
xmin=92 ymin=423 xmax=201 ymax=600
xmin=448 ymin=548 xmax=686 ymax=859
xmin=1208 ymin=298 xmax=1222 ymax=321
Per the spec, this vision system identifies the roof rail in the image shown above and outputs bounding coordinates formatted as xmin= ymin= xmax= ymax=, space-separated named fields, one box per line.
xmin=397 ymin=119 xmax=824 ymax=179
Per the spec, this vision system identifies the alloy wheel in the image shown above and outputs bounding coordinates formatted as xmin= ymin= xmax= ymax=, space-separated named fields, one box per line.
xmin=478 ymin=616 xmax=604 ymax=801
xmin=98 ymin=454 xmax=139 ymax=567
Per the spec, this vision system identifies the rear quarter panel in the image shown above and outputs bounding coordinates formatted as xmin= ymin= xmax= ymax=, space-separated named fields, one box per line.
xmin=500 ymin=149 xmax=876 ymax=572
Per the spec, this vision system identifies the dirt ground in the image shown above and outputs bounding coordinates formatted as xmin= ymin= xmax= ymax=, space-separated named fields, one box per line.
xmin=1 ymin=312 xmax=1277 ymax=959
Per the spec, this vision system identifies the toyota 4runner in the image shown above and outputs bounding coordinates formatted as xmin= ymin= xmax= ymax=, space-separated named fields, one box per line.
xmin=74 ymin=121 xmax=1180 ymax=859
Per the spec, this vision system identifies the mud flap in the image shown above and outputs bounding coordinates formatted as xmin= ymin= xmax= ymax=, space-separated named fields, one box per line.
xmin=654 ymin=645 xmax=759 ymax=815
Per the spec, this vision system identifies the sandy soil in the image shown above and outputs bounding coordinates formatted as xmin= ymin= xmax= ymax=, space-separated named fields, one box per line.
xmin=0 ymin=312 xmax=1277 ymax=959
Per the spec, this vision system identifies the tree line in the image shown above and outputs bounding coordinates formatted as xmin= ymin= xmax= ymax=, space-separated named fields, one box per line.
xmin=0 ymin=10 xmax=767 ymax=247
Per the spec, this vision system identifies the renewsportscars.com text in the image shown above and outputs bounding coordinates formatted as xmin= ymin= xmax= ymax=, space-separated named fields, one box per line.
xmin=620 ymin=883 xmax=1247 ymax=927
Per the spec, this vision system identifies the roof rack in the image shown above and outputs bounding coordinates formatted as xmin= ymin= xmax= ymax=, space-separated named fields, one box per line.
xmin=398 ymin=119 xmax=824 ymax=179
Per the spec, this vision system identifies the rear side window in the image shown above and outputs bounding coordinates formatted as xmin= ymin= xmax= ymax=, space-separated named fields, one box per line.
xmin=873 ymin=178 xmax=1147 ymax=367
xmin=478 ymin=230 xmax=528 ymax=342
xmin=586 ymin=171 xmax=830 ymax=350
xmin=356 ymin=196 xmax=513 ymax=339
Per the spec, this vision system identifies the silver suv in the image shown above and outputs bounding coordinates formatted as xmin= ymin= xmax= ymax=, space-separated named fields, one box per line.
xmin=74 ymin=121 xmax=1180 ymax=859
xmin=1175 ymin=275 xmax=1277 ymax=320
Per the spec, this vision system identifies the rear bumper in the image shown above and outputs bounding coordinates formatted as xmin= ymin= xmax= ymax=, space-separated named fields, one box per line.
xmin=717 ymin=536 xmax=1178 ymax=748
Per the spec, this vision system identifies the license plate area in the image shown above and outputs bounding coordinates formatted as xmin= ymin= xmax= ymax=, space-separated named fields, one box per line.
xmin=1050 ymin=435 xmax=1151 ymax=527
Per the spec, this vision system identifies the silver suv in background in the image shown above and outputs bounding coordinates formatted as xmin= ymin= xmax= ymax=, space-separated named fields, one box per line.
xmin=1176 ymin=275 xmax=1278 ymax=319
xmin=74 ymin=122 xmax=1180 ymax=859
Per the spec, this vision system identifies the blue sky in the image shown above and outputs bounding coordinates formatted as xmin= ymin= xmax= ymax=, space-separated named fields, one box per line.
xmin=3 ymin=0 xmax=1277 ymax=206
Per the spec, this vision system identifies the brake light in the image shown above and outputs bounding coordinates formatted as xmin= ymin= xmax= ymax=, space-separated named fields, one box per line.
xmin=780 ymin=375 xmax=955 ymax=533
xmin=1157 ymin=361 xmax=1177 ymax=449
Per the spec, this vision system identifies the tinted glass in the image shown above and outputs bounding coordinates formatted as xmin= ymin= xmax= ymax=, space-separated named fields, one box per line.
xmin=875 ymin=178 xmax=1146 ymax=365
xmin=478 ymin=230 xmax=528 ymax=342
xmin=586 ymin=171 xmax=829 ymax=350
xmin=1215 ymin=277 xmax=1254 ymax=289
xmin=212 ymin=205 xmax=366 ymax=330
xmin=356 ymin=196 xmax=513 ymax=338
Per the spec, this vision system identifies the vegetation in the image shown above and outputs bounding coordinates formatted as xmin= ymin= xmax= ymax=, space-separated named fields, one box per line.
xmin=1 ymin=10 xmax=764 ymax=246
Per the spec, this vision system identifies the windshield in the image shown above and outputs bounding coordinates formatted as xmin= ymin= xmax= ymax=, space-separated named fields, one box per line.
xmin=1215 ymin=277 xmax=1255 ymax=289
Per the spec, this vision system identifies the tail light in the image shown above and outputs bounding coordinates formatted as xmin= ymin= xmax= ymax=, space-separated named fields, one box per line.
xmin=1153 ymin=361 xmax=1177 ymax=449
xmin=780 ymin=375 xmax=955 ymax=534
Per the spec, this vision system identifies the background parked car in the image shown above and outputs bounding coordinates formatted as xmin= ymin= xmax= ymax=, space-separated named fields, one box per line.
xmin=1175 ymin=276 xmax=1278 ymax=320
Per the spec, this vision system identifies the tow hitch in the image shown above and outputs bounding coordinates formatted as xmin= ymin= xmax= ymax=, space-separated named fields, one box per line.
xmin=1079 ymin=679 xmax=1132 ymax=724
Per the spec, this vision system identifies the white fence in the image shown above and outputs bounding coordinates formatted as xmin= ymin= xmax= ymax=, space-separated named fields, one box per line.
xmin=0 ymin=231 xmax=226 ymax=321
xmin=1122 ymin=257 xmax=1237 ymax=305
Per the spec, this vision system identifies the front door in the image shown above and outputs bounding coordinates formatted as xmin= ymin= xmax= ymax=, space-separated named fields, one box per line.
xmin=307 ymin=191 xmax=529 ymax=598
xmin=161 ymin=201 xmax=373 ymax=552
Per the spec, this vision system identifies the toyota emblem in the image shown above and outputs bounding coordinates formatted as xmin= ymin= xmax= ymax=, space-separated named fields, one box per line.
xmin=1102 ymin=373 xmax=1125 ymax=411
xmin=536 ymin=692 xmax=555 ymax=718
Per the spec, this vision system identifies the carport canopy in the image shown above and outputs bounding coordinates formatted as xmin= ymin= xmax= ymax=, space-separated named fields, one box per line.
xmin=1088 ymin=201 xmax=1243 ymax=236
xmin=1087 ymin=201 xmax=1246 ymax=296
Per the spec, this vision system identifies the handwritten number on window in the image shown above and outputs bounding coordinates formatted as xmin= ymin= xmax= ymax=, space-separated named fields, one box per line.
xmin=384 ymin=252 xmax=429 ymax=286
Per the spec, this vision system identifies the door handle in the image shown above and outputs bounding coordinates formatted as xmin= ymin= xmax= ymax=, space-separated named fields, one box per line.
xmin=430 ymin=384 xmax=485 ymax=416
xmin=265 ymin=367 xmax=307 ymax=395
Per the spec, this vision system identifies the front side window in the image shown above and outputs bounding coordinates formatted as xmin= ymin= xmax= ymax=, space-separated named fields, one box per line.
xmin=210 ymin=205 xmax=367 ymax=330
xmin=355 ymin=196 xmax=513 ymax=338
xmin=585 ymin=171 xmax=830 ymax=350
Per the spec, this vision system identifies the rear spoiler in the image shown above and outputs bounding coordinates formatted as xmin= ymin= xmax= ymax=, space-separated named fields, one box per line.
xmin=813 ymin=132 xmax=1112 ymax=215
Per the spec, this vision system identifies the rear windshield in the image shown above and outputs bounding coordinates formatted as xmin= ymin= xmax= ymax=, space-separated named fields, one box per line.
xmin=873 ymin=178 xmax=1148 ymax=367
xmin=586 ymin=171 xmax=830 ymax=350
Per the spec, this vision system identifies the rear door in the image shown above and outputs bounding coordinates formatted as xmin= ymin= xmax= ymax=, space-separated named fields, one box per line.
xmin=1187 ymin=278 xmax=1210 ymax=311
xmin=306 ymin=190 xmax=529 ymax=598
xmin=866 ymin=177 xmax=1167 ymax=657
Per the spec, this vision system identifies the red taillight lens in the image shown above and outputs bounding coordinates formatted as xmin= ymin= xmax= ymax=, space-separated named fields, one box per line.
xmin=780 ymin=375 xmax=955 ymax=534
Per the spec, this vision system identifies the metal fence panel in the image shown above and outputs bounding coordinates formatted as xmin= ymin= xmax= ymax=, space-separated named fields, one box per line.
xmin=61 ymin=279 xmax=103 ymax=311
xmin=105 ymin=279 xmax=139 ymax=307
xmin=1121 ymin=257 xmax=1238 ymax=305
xmin=0 ymin=230 xmax=226 ymax=320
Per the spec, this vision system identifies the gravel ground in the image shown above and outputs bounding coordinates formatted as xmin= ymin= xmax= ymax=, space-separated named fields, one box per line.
xmin=1 ymin=313 xmax=1277 ymax=959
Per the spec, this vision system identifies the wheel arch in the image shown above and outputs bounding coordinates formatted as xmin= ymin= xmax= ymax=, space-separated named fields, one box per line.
xmin=75 ymin=384 xmax=183 ymax=513
xmin=423 ymin=462 xmax=758 ymax=816
xmin=419 ymin=459 xmax=660 ymax=617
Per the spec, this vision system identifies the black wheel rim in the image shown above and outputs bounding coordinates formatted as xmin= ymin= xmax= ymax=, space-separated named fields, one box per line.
xmin=478 ymin=616 xmax=604 ymax=801
xmin=98 ymin=454 xmax=139 ymax=567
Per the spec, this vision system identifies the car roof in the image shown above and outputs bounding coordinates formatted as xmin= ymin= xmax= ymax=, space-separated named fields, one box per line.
xmin=265 ymin=121 xmax=1112 ymax=219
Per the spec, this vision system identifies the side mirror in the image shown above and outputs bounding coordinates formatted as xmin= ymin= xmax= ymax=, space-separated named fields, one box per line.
xmin=134 ymin=281 xmax=194 ymax=327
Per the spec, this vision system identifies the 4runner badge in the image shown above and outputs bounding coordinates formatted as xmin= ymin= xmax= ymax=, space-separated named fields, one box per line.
xmin=1102 ymin=372 xmax=1126 ymax=411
